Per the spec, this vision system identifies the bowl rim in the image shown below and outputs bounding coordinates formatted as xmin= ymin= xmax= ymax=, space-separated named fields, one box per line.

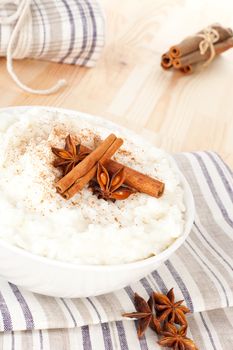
xmin=0 ymin=105 xmax=195 ymax=271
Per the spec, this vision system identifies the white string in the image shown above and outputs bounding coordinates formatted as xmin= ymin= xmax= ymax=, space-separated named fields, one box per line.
xmin=198 ymin=27 xmax=220 ymax=67
xmin=0 ymin=0 xmax=66 ymax=95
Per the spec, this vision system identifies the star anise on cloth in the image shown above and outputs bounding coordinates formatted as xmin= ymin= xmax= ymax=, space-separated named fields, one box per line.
xmin=51 ymin=134 xmax=90 ymax=175
xmin=154 ymin=288 xmax=190 ymax=326
xmin=158 ymin=323 xmax=198 ymax=350
xmin=89 ymin=162 xmax=136 ymax=202
xmin=123 ymin=288 xmax=198 ymax=350
xmin=122 ymin=293 xmax=161 ymax=337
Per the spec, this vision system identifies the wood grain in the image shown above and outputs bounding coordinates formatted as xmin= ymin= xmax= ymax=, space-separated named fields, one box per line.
xmin=0 ymin=0 xmax=232 ymax=167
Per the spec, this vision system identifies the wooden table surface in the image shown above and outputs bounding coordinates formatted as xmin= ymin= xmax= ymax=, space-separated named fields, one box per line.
xmin=0 ymin=0 xmax=233 ymax=167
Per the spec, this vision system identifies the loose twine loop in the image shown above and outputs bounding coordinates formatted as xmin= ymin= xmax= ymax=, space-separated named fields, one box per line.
xmin=0 ymin=0 xmax=66 ymax=95
xmin=198 ymin=26 xmax=220 ymax=67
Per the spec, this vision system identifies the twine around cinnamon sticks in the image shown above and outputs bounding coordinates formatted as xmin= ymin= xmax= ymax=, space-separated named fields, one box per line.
xmin=161 ymin=24 xmax=233 ymax=74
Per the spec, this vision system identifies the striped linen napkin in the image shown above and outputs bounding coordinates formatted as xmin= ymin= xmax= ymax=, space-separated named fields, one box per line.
xmin=0 ymin=151 xmax=232 ymax=349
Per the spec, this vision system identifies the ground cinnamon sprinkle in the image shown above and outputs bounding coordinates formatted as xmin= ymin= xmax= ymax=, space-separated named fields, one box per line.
xmin=118 ymin=148 xmax=132 ymax=157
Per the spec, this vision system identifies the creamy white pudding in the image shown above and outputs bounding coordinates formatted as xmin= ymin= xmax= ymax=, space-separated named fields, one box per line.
xmin=0 ymin=108 xmax=185 ymax=265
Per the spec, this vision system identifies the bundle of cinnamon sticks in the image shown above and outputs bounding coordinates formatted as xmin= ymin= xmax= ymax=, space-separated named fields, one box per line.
xmin=54 ymin=134 xmax=165 ymax=200
xmin=161 ymin=24 xmax=233 ymax=74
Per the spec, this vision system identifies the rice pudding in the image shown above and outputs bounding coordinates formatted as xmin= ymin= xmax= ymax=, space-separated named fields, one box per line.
xmin=0 ymin=108 xmax=185 ymax=265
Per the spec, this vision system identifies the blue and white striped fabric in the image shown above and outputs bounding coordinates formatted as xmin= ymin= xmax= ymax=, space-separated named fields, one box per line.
xmin=0 ymin=0 xmax=105 ymax=67
xmin=0 ymin=151 xmax=232 ymax=349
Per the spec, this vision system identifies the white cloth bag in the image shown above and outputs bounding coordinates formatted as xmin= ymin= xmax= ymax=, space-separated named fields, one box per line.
xmin=0 ymin=0 xmax=105 ymax=94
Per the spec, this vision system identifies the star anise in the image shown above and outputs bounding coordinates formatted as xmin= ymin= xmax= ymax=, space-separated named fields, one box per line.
xmin=158 ymin=323 xmax=198 ymax=350
xmin=153 ymin=288 xmax=190 ymax=326
xmin=123 ymin=293 xmax=161 ymax=337
xmin=51 ymin=134 xmax=90 ymax=175
xmin=89 ymin=162 xmax=136 ymax=202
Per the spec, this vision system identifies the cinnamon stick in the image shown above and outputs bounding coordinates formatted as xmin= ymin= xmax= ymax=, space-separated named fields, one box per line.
xmin=104 ymin=159 xmax=164 ymax=198
xmin=170 ymin=24 xmax=233 ymax=58
xmin=173 ymin=37 xmax=233 ymax=68
xmin=77 ymin=145 xmax=165 ymax=198
xmin=161 ymin=53 xmax=173 ymax=69
xmin=56 ymin=133 xmax=116 ymax=194
xmin=62 ymin=138 xmax=123 ymax=200
xmin=179 ymin=65 xmax=193 ymax=74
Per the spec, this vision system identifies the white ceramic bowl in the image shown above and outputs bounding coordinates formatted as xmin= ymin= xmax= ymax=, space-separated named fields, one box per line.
xmin=0 ymin=106 xmax=195 ymax=298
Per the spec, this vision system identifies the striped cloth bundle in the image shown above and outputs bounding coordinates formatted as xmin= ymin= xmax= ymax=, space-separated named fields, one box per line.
xmin=0 ymin=0 xmax=105 ymax=94
xmin=0 ymin=0 xmax=105 ymax=66
xmin=0 ymin=151 xmax=232 ymax=349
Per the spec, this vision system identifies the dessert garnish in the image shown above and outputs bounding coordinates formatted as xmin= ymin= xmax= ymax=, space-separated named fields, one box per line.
xmin=51 ymin=134 xmax=90 ymax=175
xmin=123 ymin=289 xmax=198 ymax=350
xmin=103 ymin=158 xmax=164 ymax=198
xmin=122 ymin=293 xmax=161 ymax=337
xmin=52 ymin=133 xmax=165 ymax=200
xmin=159 ymin=323 xmax=198 ymax=350
xmin=77 ymin=142 xmax=165 ymax=197
xmin=89 ymin=163 xmax=136 ymax=202
xmin=154 ymin=288 xmax=190 ymax=326
xmin=55 ymin=133 xmax=117 ymax=195
xmin=56 ymin=135 xmax=124 ymax=200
